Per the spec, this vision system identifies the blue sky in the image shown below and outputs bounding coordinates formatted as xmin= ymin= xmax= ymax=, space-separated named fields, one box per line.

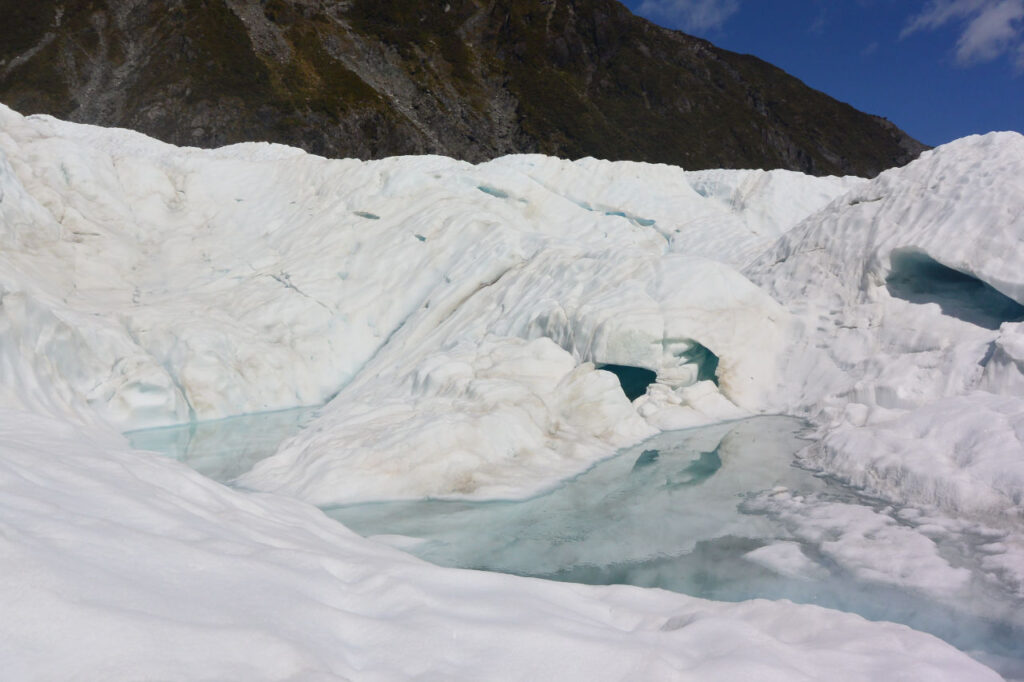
xmin=620 ymin=0 xmax=1023 ymax=146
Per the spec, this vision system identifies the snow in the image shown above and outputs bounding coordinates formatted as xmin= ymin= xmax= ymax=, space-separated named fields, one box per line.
xmin=2 ymin=101 xmax=1023 ymax=679
xmin=0 ymin=408 xmax=1001 ymax=681
xmin=240 ymin=337 xmax=655 ymax=503
xmin=810 ymin=393 xmax=1024 ymax=517
xmin=742 ymin=489 xmax=973 ymax=592
xmin=0 ymin=101 xmax=824 ymax=502
xmin=743 ymin=541 xmax=830 ymax=581
xmin=744 ymin=132 xmax=1024 ymax=519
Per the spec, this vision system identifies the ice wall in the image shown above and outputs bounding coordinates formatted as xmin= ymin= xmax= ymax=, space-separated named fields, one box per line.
xmin=3 ymin=105 xmax=1023 ymax=514
xmin=0 ymin=103 xmax=852 ymax=501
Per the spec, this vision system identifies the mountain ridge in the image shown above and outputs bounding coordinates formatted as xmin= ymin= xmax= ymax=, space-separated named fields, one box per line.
xmin=0 ymin=0 xmax=926 ymax=176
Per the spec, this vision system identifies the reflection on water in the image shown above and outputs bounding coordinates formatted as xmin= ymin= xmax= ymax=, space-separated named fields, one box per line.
xmin=125 ymin=406 xmax=319 ymax=482
xmin=330 ymin=418 xmax=826 ymax=576
xmin=127 ymin=411 xmax=1024 ymax=678
xmin=326 ymin=416 xmax=1024 ymax=678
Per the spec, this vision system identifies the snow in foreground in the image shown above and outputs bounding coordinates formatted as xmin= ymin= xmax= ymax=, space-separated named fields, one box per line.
xmin=1 ymin=103 xmax=1022 ymax=679
xmin=2 ymin=409 xmax=1000 ymax=681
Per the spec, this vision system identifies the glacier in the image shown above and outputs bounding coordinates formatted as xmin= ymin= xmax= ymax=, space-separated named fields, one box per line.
xmin=1 ymin=101 xmax=1023 ymax=680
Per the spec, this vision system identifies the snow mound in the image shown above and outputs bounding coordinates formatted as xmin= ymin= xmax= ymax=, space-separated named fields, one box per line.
xmin=749 ymin=132 xmax=1024 ymax=308
xmin=742 ymin=489 xmax=972 ymax=592
xmin=0 ymin=103 xmax=834 ymax=501
xmin=746 ymin=131 xmax=1024 ymax=518
xmin=809 ymin=393 xmax=1024 ymax=517
xmin=488 ymin=155 xmax=864 ymax=267
xmin=241 ymin=337 xmax=655 ymax=503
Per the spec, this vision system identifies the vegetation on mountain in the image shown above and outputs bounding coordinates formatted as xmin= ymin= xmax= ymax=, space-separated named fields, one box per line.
xmin=0 ymin=0 xmax=926 ymax=175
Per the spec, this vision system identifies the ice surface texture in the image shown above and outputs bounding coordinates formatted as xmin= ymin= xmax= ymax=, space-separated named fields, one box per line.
xmin=745 ymin=132 xmax=1024 ymax=520
xmin=2 ymin=102 xmax=1024 ymax=679
xmin=0 ymin=103 xmax=852 ymax=502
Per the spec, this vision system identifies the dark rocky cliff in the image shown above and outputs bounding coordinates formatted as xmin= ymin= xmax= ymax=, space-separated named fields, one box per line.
xmin=0 ymin=0 xmax=926 ymax=175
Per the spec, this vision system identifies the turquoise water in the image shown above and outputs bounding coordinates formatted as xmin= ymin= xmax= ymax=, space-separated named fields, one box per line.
xmin=126 ymin=406 xmax=319 ymax=482
xmin=128 ymin=412 xmax=1024 ymax=678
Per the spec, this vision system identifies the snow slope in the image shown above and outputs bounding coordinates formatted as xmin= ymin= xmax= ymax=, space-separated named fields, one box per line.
xmin=1 ymin=409 xmax=998 ymax=681
xmin=2 ymin=103 xmax=1023 ymax=679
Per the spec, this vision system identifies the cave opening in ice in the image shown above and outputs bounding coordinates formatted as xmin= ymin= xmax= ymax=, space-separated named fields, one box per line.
xmin=679 ymin=342 xmax=720 ymax=385
xmin=885 ymin=249 xmax=1024 ymax=330
xmin=595 ymin=364 xmax=658 ymax=400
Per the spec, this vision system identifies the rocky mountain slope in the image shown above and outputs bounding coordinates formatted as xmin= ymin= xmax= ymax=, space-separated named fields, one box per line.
xmin=0 ymin=0 xmax=925 ymax=175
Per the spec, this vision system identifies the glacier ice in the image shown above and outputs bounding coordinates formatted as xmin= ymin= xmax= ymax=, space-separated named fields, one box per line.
xmin=2 ymin=101 xmax=1024 ymax=679
xmin=743 ymin=132 xmax=1024 ymax=518
xmin=327 ymin=416 xmax=1023 ymax=669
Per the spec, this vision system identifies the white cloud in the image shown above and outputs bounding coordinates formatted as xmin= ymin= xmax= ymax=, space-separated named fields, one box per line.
xmin=637 ymin=0 xmax=741 ymax=33
xmin=901 ymin=0 xmax=986 ymax=35
xmin=903 ymin=0 xmax=1024 ymax=68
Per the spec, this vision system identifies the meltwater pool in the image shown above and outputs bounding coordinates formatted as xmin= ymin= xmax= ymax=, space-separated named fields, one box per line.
xmin=128 ymin=412 xmax=1024 ymax=678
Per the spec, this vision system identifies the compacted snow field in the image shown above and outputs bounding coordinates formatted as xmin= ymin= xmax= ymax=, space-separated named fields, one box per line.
xmin=1 ymin=103 xmax=1023 ymax=680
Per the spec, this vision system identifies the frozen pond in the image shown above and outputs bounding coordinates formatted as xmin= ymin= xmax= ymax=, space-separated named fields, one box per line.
xmin=129 ymin=413 xmax=1024 ymax=678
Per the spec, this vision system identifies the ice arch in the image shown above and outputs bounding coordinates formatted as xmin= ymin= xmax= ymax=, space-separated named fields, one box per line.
xmin=595 ymin=365 xmax=657 ymax=401
xmin=886 ymin=249 xmax=1024 ymax=330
